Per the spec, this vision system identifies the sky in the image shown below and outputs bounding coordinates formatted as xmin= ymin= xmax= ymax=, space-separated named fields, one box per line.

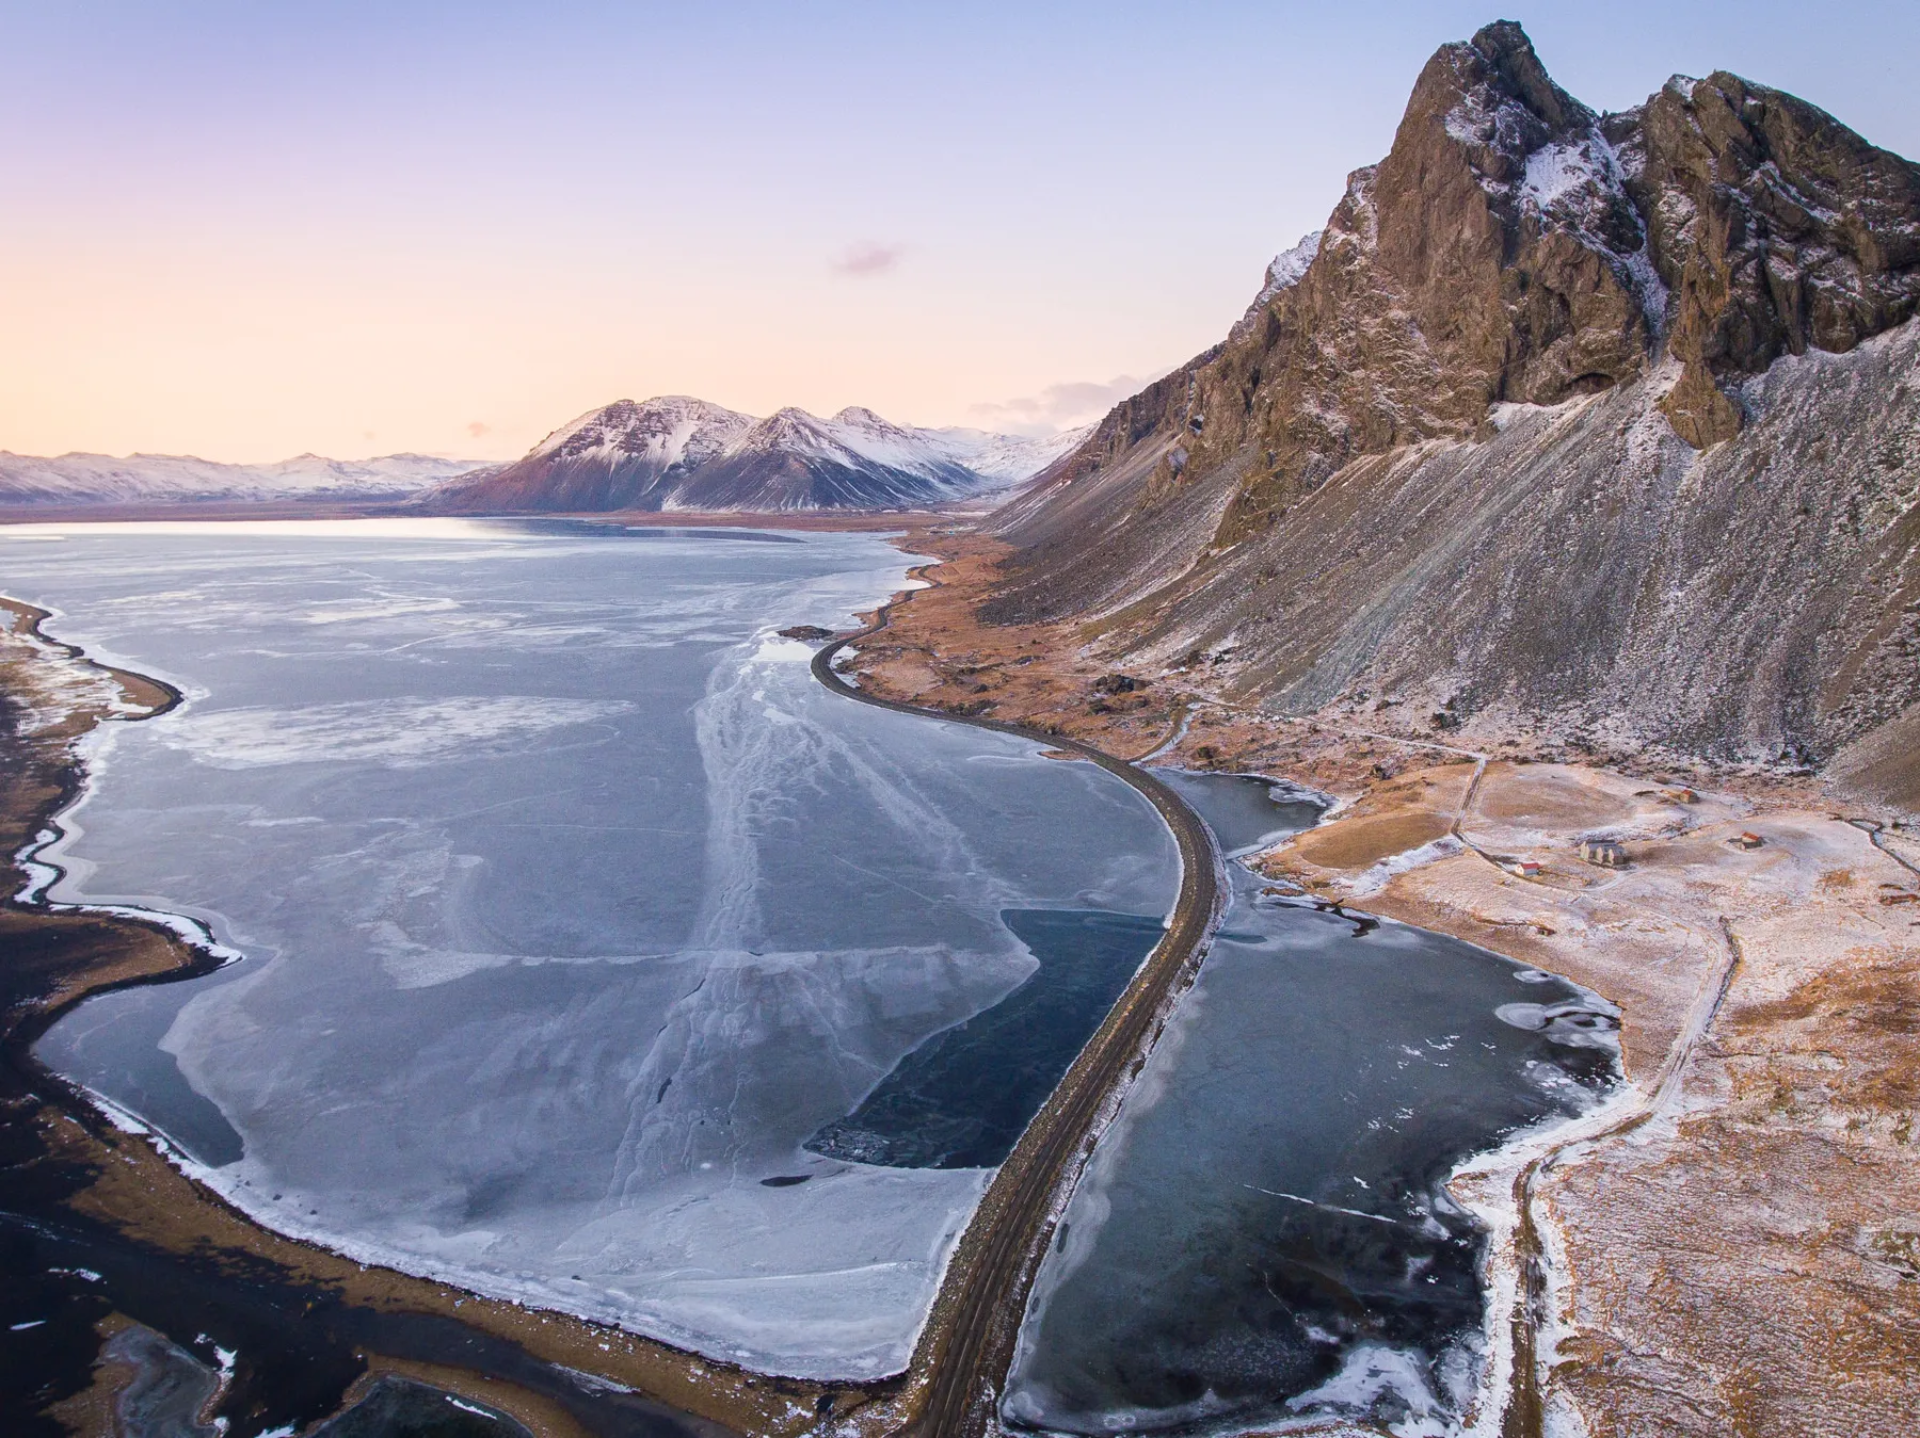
xmin=4 ymin=1 xmax=1916 ymax=464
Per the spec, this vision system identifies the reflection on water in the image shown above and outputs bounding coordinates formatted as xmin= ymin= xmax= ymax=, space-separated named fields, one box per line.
xmin=1004 ymin=772 xmax=1618 ymax=1436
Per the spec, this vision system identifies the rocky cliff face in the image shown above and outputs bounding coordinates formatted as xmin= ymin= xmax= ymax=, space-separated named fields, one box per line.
xmin=1628 ymin=68 xmax=1920 ymax=445
xmin=986 ymin=22 xmax=1920 ymax=791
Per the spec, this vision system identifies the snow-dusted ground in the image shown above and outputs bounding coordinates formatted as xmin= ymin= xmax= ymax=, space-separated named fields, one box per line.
xmin=5 ymin=519 xmax=1179 ymax=1380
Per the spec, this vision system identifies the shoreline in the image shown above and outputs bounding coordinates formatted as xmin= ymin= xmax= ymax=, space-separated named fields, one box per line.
xmin=836 ymin=526 xmax=1920 ymax=1437
xmin=8 ymin=517 xmax=1917 ymax=1435
xmin=0 ymin=537 xmax=1211 ymax=1437
xmin=808 ymin=584 xmax=1228 ymax=1438
xmin=0 ymin=591 xmax=894 ymax=1436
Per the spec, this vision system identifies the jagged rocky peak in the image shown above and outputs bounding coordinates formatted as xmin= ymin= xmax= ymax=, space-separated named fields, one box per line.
xmin=1352 ymin=20 xmax=1656 ymax=407
xmin=1425 ymin=24 xmax=1656 ymax=304
xmin=983 ymin=22 xmax=1920 ymax=777
xmin=1230 ymin=230 xmax=1323 ymax=340
xmin=1130 ymin=17 xmax=1920 ymax=541
xmin=1423 ymin=19 xmax=1596 ymax=181
xmin=1103 ymin=21 xmax=1675 ymax=543
xmin=1623 ymin=70 xmax=1920 ymax=442
xmin=1380 ymin=20 xmax=1920 ymax=445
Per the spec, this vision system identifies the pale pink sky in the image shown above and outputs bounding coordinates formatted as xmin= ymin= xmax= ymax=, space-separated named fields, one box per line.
xmin=4 ymin=1 xmax=1914 ymax=463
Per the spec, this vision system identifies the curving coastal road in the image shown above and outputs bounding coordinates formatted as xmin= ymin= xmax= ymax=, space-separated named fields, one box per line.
xmin=809 ymin=584 xmax=1224 ymax=1438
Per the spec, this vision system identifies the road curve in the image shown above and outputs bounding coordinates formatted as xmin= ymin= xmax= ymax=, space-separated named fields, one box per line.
xmin=807 ymin=588 xmax=1224 ymax=1438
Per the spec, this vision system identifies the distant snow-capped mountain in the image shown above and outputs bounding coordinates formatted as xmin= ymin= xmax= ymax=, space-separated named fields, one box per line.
xmin=0 ymin=451 xmax=489 ymax=507
xmin=425 ymin=397 xmax=1087 ymax=514
xmin=919 ymin=423 xmax=1094 ymax=487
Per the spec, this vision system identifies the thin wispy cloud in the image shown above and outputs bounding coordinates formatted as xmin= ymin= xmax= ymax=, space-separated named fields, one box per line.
xmin=833 ymin=241 xmax=907 ymax=277
xmin=969 ymin=371 xmax=1169 ymax=437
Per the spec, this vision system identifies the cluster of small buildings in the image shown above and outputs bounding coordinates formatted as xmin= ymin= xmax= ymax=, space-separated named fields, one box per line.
xmin=1579 ymin=838 xmax=1628 ymax=868
xmin=1507 ymin=839 xmax=1634 ymax=876
xmin=1502 ymin=812 xmax=1771 ymax=883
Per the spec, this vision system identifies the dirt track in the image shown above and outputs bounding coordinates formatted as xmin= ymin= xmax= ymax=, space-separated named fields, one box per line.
xmin=810 ymin=595 xmax=1224 ymax=1438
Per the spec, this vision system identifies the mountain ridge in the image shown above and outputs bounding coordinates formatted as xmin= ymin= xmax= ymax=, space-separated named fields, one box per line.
xmin=424 ymin=398 xmax=1086 ymax=514
xmin=0 ymin=450 xmax=488 ymax=507
xmin=980 ymin=21 xmax=1920 ymax=799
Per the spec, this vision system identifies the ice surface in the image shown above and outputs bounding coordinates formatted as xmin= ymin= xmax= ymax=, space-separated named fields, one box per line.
xmin=155 ymin=696 xmax=639 ymax=769
xmin=1002 ymin=778 xmax=1616 ymax=1435
xmin=11 ymin=520 xmax=1179 ymax=1379
xmin=807 ymin=909 xmax=1166 ymax=1169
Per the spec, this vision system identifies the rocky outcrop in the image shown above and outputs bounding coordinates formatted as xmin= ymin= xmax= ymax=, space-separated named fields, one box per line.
xmin=985 ymin=23 xmax=1920 ymax=778
xmin=1624 ymin=71 xmax=1920 ymax=444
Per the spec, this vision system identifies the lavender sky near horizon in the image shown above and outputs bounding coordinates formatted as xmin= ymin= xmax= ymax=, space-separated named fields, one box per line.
xmin=4 ymin=0 xmax=1916 ymax=464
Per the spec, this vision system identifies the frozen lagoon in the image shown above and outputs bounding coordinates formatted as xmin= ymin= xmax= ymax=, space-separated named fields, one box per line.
xmin=1003 ymin=772 xmax=1619 ymax=1436
xmin=5 ymin=519 xmax=1180 ymax=1379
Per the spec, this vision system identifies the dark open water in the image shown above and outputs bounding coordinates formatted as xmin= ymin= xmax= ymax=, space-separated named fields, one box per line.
xmin=1002 ymin=772 xmax=1619 ymax=1437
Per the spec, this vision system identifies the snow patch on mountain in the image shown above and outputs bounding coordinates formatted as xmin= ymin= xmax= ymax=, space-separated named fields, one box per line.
xmin=748 ymin=407 xmax=969 ymax=483
xmin=1232 ymin=231 xmax=1324 ymax=338
xmin=427 ymin=396 xmax=1079 ymax=514
xmin=1520 ymin=140 xmax=1605 ymax=208
xmin=926 ymin=425 xmax=1094 ymax=486
xmin=0 ymin=451 xmax=490 ymax=507
xmin=1515 ymin=127 xmax=1669 ymax=330
xmin=530 ymin=396 xmax=756 ymax=471
xmin=1262 ymin=231 xmax=1324 ymax=299
xmin=1431 ymin=42 xmax=1672 ymax=341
